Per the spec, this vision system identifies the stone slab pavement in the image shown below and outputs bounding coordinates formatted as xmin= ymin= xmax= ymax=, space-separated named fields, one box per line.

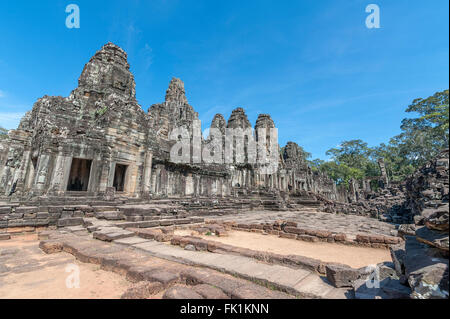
xmin=206 ymin=210 xmax=397 ymax=237
xmin=124 ymin=237 xmax=352 ymax=299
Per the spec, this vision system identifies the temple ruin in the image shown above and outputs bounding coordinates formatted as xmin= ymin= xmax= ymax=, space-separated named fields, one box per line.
xmin=0 ymin=43 xmax=447 ymax=300
xmin=0 ymin=43 xmax=345 ymax=202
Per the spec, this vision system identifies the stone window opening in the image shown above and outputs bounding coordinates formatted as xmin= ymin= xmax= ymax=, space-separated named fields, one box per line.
xmin=113 ymin=164 xmax=128 ymax=192
xmin=67 ymin=158 xmax=92 ymax=191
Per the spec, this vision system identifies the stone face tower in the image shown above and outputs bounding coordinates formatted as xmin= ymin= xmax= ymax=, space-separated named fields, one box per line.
xmin=227 ymin=107 xmax=252 ymax=129
xmin=77 ymin=42 xmax=137 ymax=102
xmin=0 ymin=42 xmax=344 ymax=202
xmin=148 ymin=77 xmax=199 ymax=139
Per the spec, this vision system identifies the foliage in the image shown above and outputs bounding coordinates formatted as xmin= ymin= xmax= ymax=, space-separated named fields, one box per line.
xmin=309 ymin=90 xmax=449 ymax=186
xmin=0 ymin=126 xmax=8 ymax=139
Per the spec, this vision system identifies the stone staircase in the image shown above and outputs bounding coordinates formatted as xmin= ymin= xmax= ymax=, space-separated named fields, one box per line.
xmin=60 ymin=219 xmax=353 ymax=299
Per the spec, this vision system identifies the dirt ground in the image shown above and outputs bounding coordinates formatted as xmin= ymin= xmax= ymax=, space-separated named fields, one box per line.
xmin=0 ymin=235 xmax=132 ymax=299
xmin=175 ymin=229 xmax=391 ymax=268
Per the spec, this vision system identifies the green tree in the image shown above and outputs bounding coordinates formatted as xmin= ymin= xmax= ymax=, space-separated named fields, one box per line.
xmin=325 ymin=140 xmax=379 ymax=182
xmin=318 ymin=161 xmax=365 ymax=187
xmin=0 ymin=126 xmax=8 ymax=139
xmin=393 ymin=90 xmax=449 ymax=167
xmin=326 ymin=140 xmax=372 ymax=170
xmin=309 ymin=158 xmax=325 ymax=171
xmin=306 ymin=90 xmax=449 ymax=186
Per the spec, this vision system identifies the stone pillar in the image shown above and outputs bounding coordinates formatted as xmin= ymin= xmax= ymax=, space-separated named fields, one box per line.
xmin=142 ymin=152 xmax=153 ymax=193
xmin=25 ymin=157 xmax=36 ymax=191
xmin=0 ymin=166 xmax=13 ymax=195
xmin=377 ymin=158 xmax=389 ymax=188
xmin=32 ymin=153 xmax=51 ymax=193
xmin=100 ymin=160 xmax=114 ymax=192
xmin=49 ymin=148 xmax=67 ymax=194
xmin=8 ymin=150 xmax=31 ymax=196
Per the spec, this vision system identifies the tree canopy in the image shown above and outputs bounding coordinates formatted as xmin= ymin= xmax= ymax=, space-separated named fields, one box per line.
xmin=308 ymin=89 xmax=449 ymax=187
xmin=0 ymin=126 xmax=8 ymax=139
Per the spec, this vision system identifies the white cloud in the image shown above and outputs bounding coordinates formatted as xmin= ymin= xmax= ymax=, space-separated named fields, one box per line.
xmin=0 ymin=90 xmax=5 ymax=98
xmin=0 ymin=112 xmax=25 ymax=129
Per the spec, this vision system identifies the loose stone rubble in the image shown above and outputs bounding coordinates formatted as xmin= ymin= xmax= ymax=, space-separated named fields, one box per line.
xmin=0 ymin=43 xmax=448 ymax=299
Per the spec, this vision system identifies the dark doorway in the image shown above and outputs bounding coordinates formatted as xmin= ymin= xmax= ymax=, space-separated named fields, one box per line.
xmin=113 ymin=164 xmax=128 ymax=192
xmin=67 ymin=158 xmax=92 ymax=191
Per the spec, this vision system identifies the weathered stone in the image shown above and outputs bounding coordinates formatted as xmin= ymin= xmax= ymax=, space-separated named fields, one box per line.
xmin=145 ymin=271 xmax=180 ymax=287
xmin=57 ymin=217 xmax=84 ymax=227
xmin=356 ymin=234 xmax=370 ymax=243
xmin=192 ymin=284 xmax=229 ymax=299
xmin=279 ymin=233 xmax=296 ymax=239
xmin=333 ymin=233 xmax=347 ymax=242
xmin=389 ymin=243 xmax=406 ymax=276
xmin=39 ymin=240 xmax=63 ymax=254
xmin=326 ymin=263 xmax=361 ymax=288
xmin=415 ymin=226 xmax=449 ymax=251
xmin=297 ymin=235 xmax=318 ymax=242
xmin=120 ymin=281 xmax=164 ymax=299
xmin=163 ymin=286 xmax=204 ymax=299
xmin=284 ymin=226 xmax=305 ymax=235
xmin=404 ymin=236 xmax=449 ymax=299
xmin=0 ymin=233 xmax=11 ymax=241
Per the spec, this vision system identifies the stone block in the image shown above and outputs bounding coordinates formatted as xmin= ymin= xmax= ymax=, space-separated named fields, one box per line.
xmin=121 ymin=281 xmax=164 ymax=299
xmin=326 ymin=263 xmax=361 ymax=288
xmin=333 ymin=233 xmax=347 ymax=242
xmin=0 ymin=233 xmax=11 ymax=241
xmin=57 ymin=217 xmax=84 ymax=227
xmin=39 ymin=240 xmax=63 ymax=254
xmin=279 ymin=232 xmax=296 ymax=239
xmin=356 ymin=234 xmax=370 ymax=243
xmin=0 ymin=207 xmax=12 ymax=214
xmin=368 ymin=235 xmax=385 ymax=243
xmin=193 ymin=284 xmax=229 ymax=299
xmin=297 ymin=235 xmax=319 ymax=242
xmin=284 ymin=226 xmax=305 ymax=235
xmin=15 ymin=206 xmax=38 ymax=214
xmin=36 ymin=212 xmax=50 ymax=219
xmin=163 ymin=286 xmax=204 ymax=299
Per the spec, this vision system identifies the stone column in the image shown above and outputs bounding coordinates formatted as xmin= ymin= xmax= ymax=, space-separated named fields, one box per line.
xmin=32 ymin=153 xmax=51 ymax=193
xmin=100 ymin=160 xmax=114 ymax=192
xmin=377 ymin=158 xmax=389 ymax=188
xmin=49 ymin=148 xmax=66 ymax=194
xmin=8 ymin=150 xmax=31 ymax=195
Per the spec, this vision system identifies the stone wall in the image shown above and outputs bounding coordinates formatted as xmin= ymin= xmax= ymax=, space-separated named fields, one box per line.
xmin=0 ymin=42 xmax=346 ymax=203
xmin=390 ymin=149 xmax=449 ymax=299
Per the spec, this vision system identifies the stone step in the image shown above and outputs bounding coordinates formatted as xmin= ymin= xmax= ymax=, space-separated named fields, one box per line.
xmin=128 ymin=240 xmax=352 ymax=299
xmin=95 ymin=211 xmax=125 ymax=220
xmin=94 ymin=206 xmax=119 ymax=212
xmin=57 ymin=217 xmax=84 ymax=227
xmin=116 ymin=217 xmax=204 ymax=229
xmin=42 ymin=231 xmax=294 ymax=299
xmin=92 ymin=227 xmax=135 ymax=242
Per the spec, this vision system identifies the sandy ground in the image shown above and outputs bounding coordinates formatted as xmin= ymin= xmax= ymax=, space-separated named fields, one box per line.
xmin=0 ymin=235 xmax=132 ymax=299
xmin=175 ymin=230 xmax=391 ymax=269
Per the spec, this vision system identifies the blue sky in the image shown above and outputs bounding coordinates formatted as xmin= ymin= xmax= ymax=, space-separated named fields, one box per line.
xmin=0 ymin=0 xmax=448 ymax=160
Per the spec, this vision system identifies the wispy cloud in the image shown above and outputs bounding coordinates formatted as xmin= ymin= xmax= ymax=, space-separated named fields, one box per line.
xmin=0 ymin=112 xmax=25 ymax=129
xmin=0 ymin=90 xmax=5 ymax=98
xmin=141 ymin=43 xmax=153 ymax=71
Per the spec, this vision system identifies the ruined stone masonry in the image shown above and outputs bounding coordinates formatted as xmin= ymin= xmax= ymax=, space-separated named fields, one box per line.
xmin=0 ymin=43 xmax=448 ymax=300
xmin=0 ymin=43 xmax=343 ymax=202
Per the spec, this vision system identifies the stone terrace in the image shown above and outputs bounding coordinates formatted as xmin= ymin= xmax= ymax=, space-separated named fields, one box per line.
xmin=205 ymin=210 xmax=398 ymax=238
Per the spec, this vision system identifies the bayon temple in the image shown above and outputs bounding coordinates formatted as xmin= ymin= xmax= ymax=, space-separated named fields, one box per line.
xmin=0 ymin=43 xmax=347 ymax=202
xmin=0 ymin=43 xmax=448 ymax=300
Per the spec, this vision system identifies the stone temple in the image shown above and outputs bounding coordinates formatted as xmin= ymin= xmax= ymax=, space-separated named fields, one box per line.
xmin=0 ymin=43 xmax=344 ymax=202
xmin=0 ymin=43 xmax=447 ymax=299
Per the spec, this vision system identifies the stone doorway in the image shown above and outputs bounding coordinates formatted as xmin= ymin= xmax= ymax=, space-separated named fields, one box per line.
xmin=67 ymin=158 xmax=92 ymax=191
xmin=113 ymin=164 xmax=128 ymax=192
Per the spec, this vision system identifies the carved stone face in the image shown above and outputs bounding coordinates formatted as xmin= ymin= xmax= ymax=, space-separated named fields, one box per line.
xmin=6 ymin=148 xmax=22 ymax=168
